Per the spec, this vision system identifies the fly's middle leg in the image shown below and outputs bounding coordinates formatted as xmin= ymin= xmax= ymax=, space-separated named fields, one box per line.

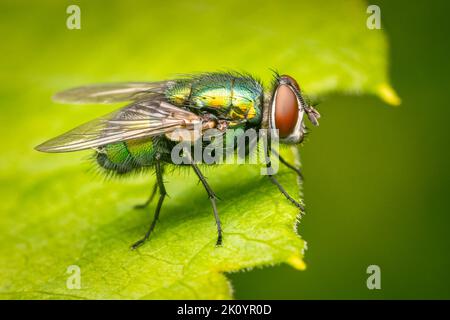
xmin=134 ymin=181 xmax=158 ymax=209
xmin=131 ymin=154 xmax=166 ymax=250
xmin=190 ymin=162 xmax=223 ymax=246
xmin=267 ymin=173 xmax=304 ymax=212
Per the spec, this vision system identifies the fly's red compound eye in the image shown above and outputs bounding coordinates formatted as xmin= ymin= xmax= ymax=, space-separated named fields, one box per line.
xmin=274 ymin=84 xmax=299 ymax=138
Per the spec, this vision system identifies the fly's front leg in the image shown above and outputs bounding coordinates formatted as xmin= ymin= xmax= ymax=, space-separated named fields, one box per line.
xmin=190 ymin=162 xmax=223 ymax=246
xmin=271 ymin=149 xmax=303 ymax=180
xmin=264 ymin=140 xmax=304 ymax=212
xmin=267 ymin=172 xmax=304 ymax=212
xmin=131 ymin=154 xmax=166 ymax=250
xmin=134 ymin=181 xmax=158 ymax=209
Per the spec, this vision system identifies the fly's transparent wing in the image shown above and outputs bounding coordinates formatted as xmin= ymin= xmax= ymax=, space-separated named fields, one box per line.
xmin=35 ymin=99 xmax=201 ymax=153
xmin=52 ymin=81 xmax=176 ymax=104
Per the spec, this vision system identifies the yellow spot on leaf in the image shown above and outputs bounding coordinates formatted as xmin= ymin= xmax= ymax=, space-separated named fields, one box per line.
xmin=287 ymin=255 xmax=307 ymax=271
xmin=377 ymin=83 xmax=401 ymax=106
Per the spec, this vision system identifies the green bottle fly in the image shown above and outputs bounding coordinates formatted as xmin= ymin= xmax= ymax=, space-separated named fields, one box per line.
xmin=35 ymin=72 xmax=320 ymax=249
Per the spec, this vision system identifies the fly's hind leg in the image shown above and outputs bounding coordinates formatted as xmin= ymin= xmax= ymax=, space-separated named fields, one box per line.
xmin=190 ymin=162 xmax=223 ymax=246
xmin=131 ymin=154 xmax=166 ymax=250
xmin=134 ymin=181 xmax=158 ymax=209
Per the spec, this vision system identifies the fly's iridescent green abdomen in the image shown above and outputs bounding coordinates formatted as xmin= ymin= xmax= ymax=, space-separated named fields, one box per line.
xmin=96 ymin=137 xmax=178 ymax=175
xmin=165 ymin=73 xmax=264 ymax=126
xmin=96 ymin=138 xmax=155 ymax=174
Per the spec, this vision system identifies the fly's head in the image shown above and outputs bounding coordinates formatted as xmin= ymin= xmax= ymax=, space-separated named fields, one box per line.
xmin=268 ymin=74 xmax=320 ymax=144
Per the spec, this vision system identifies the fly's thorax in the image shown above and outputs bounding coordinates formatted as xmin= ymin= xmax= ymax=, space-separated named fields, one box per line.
xmin=229 ymin=77 xmax=263 ymax=125
xmin=164 ymin=73 xmax=263 ymax=125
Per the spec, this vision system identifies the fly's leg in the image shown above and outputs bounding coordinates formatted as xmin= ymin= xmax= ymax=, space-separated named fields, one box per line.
xmin=134 ymin=182 xmax=158 ymax=209
xmin=267 ymin=173 xmax=304 ymax=211
xmin=131 ymin=154 xmax=166 ymax=250
xmin=190 ymin=162 xmax=223 ymax=246
xmin=264 ymin=140 xmax=304 ymax=212
xmin=271 ymin=149 xmax=303 ymax=180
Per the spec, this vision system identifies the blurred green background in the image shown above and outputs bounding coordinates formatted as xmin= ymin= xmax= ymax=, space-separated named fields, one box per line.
xmin=1 ymin=0 xmax=449 ymax=299
xmin=232 ymin=0 xmax=450 ymax=299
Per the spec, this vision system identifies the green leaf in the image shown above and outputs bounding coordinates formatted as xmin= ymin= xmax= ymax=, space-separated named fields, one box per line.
xmin=0 ymin=152 xmax=306 ymax=299
xmin=0 ymin=0 xmax=396 ymax=299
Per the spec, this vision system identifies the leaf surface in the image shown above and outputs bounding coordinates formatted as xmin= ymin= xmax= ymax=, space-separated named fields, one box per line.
xmin=0 ymin=0 xmax=395 ymax=299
